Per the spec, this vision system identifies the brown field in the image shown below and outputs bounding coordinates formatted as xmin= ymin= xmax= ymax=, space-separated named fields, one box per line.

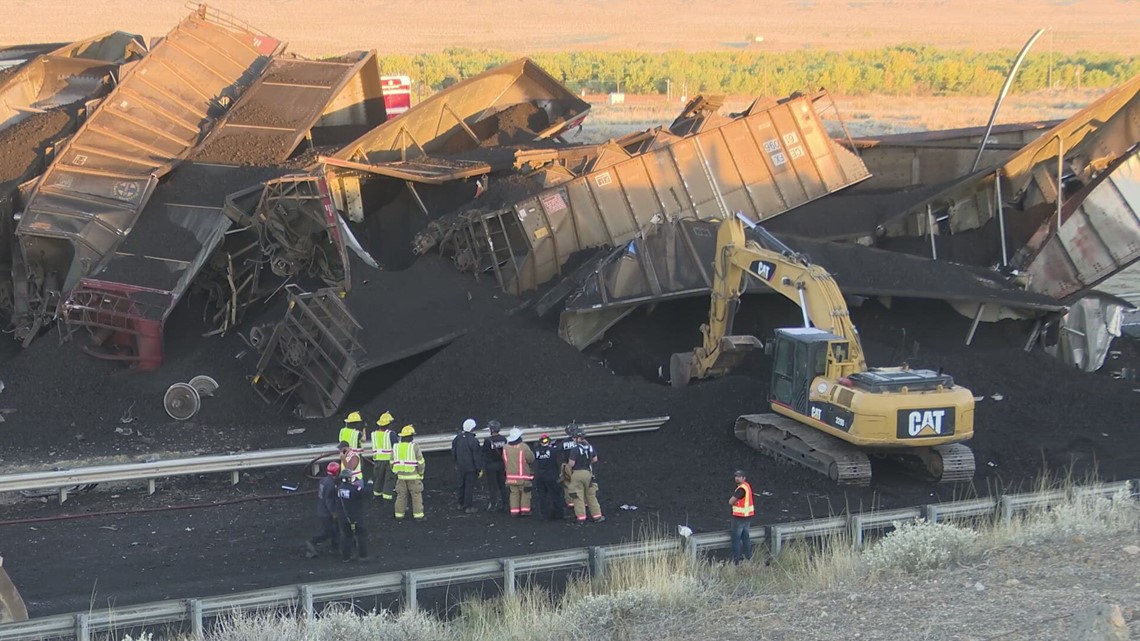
xmin=0 ymin=0 xmax=1137 ymax=56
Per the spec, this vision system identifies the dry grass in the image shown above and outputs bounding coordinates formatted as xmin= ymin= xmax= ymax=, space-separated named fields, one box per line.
xmin=3 ymin=0 xmax=1137 ymax=55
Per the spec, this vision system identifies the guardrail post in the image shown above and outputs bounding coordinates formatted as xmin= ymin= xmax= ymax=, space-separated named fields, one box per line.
xmin=999 ymin=495 xmax=1015 ymax=522
xmin=403 ymin=571 xmax=418 ymax=611
xmin=683 ymin=535 xmax=698 ymax=562
xmin=188 ymin=598 xmax=204 ymax=639
xmin=231 ymin=471 xmax=240 ymax=485
xmin=74 ymin=612 xmax=90 ymax=641
xmin=300 ymin=585 xmax=315 ymax=620
xmin=849 ymin=515 xmax=865 ymax=551
xmin=59 ymin=486 xmax=69 ymax=504
xmin=925 ymin=504 xmax=940 ymax=523
xmin=148 ymin=478 xmax=157 ymax=495
xmin=589 ymin=546 xmax=606 ymax=581
xmin=767 ymin=525 xmax=783 ymax=558
xmin=501 ymin=559 xmax=516 ymax=597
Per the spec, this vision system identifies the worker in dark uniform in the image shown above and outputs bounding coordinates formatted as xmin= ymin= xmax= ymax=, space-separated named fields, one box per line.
xmin=452 ymin=418 xmax=484 ymax=513
xmin=482 ymin=419 xmax=509 ymax=512
xmin=729 ymin=469 xmax=754 ymax=564
xmin=531 ymin=433 xmax=563 ymax=520
xmin=305 ymin=461 xmax=341 ymax=558
xmin=336 ymin=470 xmax=368 ymax=562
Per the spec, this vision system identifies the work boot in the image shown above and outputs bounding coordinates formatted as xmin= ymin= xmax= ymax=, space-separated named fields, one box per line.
xmin=304 ymin=541 xmax=318 ymax=558
xmin=593 ymin=516 xmax=606 ymax=523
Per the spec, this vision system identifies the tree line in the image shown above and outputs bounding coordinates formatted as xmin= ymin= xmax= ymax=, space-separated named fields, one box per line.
xmin=370 ymin=47 xmax=1138 ymax=97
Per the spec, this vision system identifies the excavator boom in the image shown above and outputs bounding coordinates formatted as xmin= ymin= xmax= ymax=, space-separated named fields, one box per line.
xmin=670 ymin=213 xmax=863 ymax=386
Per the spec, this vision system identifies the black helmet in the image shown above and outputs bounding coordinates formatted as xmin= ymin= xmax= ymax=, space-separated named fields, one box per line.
xmin=573 ymin=427 xmax=586 ymax=438
xmin=488 ymin=419 xmax=501 ymax=433
xmin=564 ymin=422 xmax=578 ymax=437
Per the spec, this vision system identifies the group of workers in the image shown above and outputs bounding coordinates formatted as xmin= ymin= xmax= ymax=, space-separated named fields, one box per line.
xmin=305 ymin=411 xmax=426 ymax=561
xmin=305 ymin=410 xmax=758 ymax=565
xmin=451 ymin=419 xmax=605 ymax=523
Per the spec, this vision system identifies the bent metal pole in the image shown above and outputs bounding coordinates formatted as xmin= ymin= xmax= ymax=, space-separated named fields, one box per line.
xmin=971 ymin=28 xmax=1047 ymax=173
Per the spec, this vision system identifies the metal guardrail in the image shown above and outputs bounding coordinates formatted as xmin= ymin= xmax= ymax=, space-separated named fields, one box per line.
xmin=1 ymin=479 xmax=1134 ymax=641
xmin=0 ymin=417 xmax=669 ymax=503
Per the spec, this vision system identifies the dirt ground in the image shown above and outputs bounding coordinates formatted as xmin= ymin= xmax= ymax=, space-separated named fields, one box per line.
xmin=704 ymin=533 xmax=1140 ymax=641
xmin=0 ymin=0 xmax=1136 ymax=55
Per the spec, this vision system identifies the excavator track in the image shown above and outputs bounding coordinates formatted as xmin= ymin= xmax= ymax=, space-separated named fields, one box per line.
xmin=930 ymin=443 xmax=976 ymax=483
xmin=734 ymin=413 xmax=873 ymax=486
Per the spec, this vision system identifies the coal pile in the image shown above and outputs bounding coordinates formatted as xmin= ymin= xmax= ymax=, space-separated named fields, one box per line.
xmin=0 ymin=101 xmax=79 ymax=189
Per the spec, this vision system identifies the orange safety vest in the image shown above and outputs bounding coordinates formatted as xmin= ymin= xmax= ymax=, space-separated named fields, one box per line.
xmin=732 ymin=481 xmax=755 ymax=518
xmin=504 ymin=443 xmax=533 ymax=482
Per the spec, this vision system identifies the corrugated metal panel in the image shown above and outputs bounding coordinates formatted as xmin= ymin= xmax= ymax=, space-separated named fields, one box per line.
xmin=16 ymin=10 xmax=280 ymax=298
xmin=1025 ymin=149 xmax=1140 ymax=300
xmin=490 ymin=92 xmax=870 ymax=294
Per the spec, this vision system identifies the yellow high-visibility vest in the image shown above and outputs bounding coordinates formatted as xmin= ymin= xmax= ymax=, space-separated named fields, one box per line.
xmin=338 ymin=426 xmax=363 ymax=450
xmin=372 ymin=429 xmax=393 ymax=461
xmin=392 ymin=442 xmax=423 ymax=480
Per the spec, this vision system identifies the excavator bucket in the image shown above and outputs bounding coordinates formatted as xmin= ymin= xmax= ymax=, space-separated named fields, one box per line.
xmin=0 ymin=562 xmax=28 ymax=623
xmin=669 ymin=335 xmax=762 ymax=387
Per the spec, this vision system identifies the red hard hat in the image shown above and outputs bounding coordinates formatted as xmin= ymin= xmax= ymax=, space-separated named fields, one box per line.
xmin=327 ymin=461 xmax=341 ymax=475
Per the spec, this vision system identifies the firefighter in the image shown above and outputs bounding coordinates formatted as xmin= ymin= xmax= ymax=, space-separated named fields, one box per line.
xmin=531 ymin=433 xmax=563 ymax=520
xmin=728 ymin=469 xmax=754 ymax=564
xmin=338 ymin=440 xmax=364 ymax=488
xmin=371 ymin=412 xmax=396 ymax=499
xmin=567 ymin=428 xmax=605 ymax=523
xmin=556 ymin=424 xmax=579 ymax=510
xmin=577 ymin=430 xmax=604 ymax=522
xmin=338 ymin=411 xmax=367 ymax=457
xmin=503 ymin=428 xmax=534 ymax=517
xmin=335 ymin=470 xmax=368 ymax=562
xmin=452 ymin=418 xmax=483 ymax=513
xmin=392 ymin=425 xmax=426 ymax=521
xmin=481 ymin=419 xmax=509 ymax=512
xmin=305 ymin=461 xmax=341 ymax=558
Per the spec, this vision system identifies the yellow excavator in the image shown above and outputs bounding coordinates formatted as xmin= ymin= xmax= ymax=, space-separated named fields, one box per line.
xmin=670 ymin=214 xmax=975 ymax=485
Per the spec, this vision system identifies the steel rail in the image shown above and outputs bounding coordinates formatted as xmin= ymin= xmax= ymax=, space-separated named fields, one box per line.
xmin=0 ymin=480 xmax=1133 ymax=641
xmin=0 ymin=417 xmax=669 ymax=501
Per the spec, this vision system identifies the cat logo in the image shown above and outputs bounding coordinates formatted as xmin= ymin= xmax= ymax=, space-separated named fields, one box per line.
xmin=908 ymin=410 xmax=945 ymax=436
xmin=752 ymin=260 xmax=777 ymax=282
xmin=897 ymin=408 xmax=955 ymax=438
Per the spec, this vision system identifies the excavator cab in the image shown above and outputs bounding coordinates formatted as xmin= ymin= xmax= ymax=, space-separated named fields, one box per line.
xmin=769 ymin=327 xmax=844 ymax=415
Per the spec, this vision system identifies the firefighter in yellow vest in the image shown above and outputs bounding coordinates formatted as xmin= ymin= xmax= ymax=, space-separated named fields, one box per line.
xmin=503 ymin=428 xmax=535 ymax=517
xmin=338 ymin=412 xmax=367 ymax=458
xmin=371 ymin=412 xmax=396 ymax=500
xmin=392 ymin=425 xmax=426 ymax=521
xmin=729 ymin=469 xmax=755 ymax=564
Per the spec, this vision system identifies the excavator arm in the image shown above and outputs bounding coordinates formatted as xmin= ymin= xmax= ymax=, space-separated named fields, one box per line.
xmin=670 ymin=214 xmax=864 ymax=386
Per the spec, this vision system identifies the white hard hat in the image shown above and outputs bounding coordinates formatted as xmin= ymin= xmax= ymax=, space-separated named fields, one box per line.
xmin=463 ymin=418 xmax=477 ymax=432
xmin=507 ymin=427 xmax=523 ymax=443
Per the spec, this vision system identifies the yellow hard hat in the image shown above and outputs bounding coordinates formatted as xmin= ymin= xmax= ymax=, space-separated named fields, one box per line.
xmin=399 ymin=424 xmax=416 ymax=437
xmin=377 ymin=411 xmax=394 ymax=427
xmin=345 ymin=411 xmax=363 ymax=424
